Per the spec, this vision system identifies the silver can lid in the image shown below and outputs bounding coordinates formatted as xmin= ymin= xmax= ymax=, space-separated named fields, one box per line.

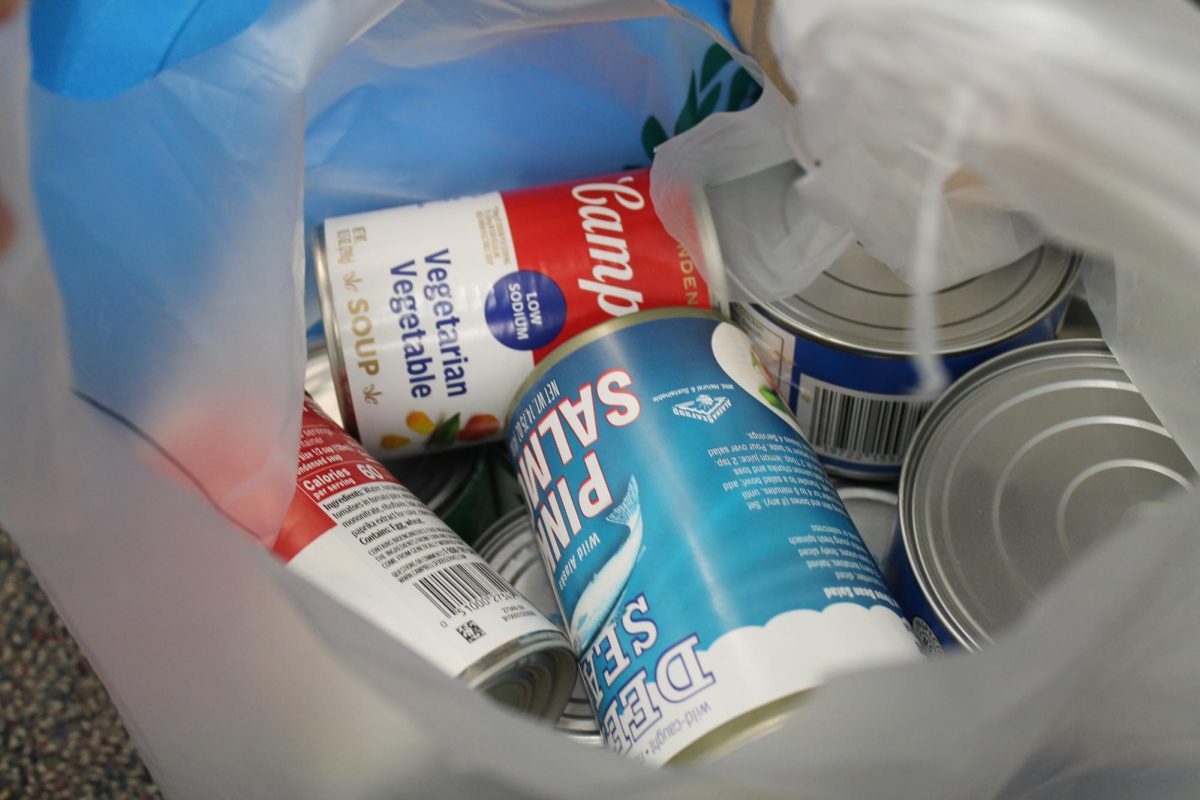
xmin=833 ymin=483 xmax=898 ymax=568
xmin=475 ymin=510 xmax=602 ymax=744
xmin=900 ymin=339 xmax=1196 ymax=649
xmin=305 ymin=346 xmax=480 ymax=517
xmin=758 ymin=244 xmax=1078 ymax=356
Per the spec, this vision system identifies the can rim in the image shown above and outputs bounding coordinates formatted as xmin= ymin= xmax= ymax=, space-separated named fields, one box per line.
xmin=747 ymin=248 xmax=1081 ymax=359
xmin=475 ymin=507 xmax=529 ymax=559
xmin=503 ymin=307 xmax=724 ymax=432
xmin=458 ymin=627 xmax=576 ymax=720
xmin=835 ymin=485 xmax=898 ymax=507
xmin=897 ymin=337 xmax=1113 ymax=649
xmin=690 ymin=182 xmax=730 ymax=315
xmin=475 ymin=508 xmax=603 ymax=741
xmin=384 ymin=445 xmax=487 ymax=517
xmin=310 ymin=226 xmax=360 ymax=440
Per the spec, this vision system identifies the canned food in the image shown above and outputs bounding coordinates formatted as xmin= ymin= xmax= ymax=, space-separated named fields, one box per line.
xmin=275 ymin=396 xmax=575 ymax=717
xmin=506 ymin=308 xmax=921 ymax=764
xmin=732 ymin=244 xmax=1079 ymax=480
xmin=893 ymin=339 xmax=1196 ymax=652
xmin=487 ymin=443 xmax=527 ymax=518
xmin=307 ymin=346 xmax=498 ymax=544
xmin=476 ymin=510 xmax=603 ymax=745
xmin=832 ymin=483 xmax=898 ymax=568
xmin=313 ymin=168 xmax=724 ymax=459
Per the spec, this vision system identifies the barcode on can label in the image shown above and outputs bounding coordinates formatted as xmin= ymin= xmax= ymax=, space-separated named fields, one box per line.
xmin=415 ymin=562 xmax=516 ymax=618
xmin=279 ymin=397 xmax=566 ymax=679
xmin=800 ymin=375 xmax=933 ymax=466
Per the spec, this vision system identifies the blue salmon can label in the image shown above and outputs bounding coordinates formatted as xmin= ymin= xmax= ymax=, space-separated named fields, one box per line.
xmin=506 ymin=310 xmax=920 ymax=764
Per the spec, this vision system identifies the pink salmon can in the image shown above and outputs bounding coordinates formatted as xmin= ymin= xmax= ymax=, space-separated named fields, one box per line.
xmin=313 ymin=168 xmax=725 ymax=458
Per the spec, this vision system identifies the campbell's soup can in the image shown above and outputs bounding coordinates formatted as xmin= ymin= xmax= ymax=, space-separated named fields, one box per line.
xmin=506 ymin=308 xmax=921 ymax=765
xmin=275 ymin=396 xmax=575 ymax=718
xmin=313 ymin=168 xmax=725 ymax=459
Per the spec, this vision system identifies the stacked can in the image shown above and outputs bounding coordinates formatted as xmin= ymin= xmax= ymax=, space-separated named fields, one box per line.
xmin=274 ymin=396 xmax=575 ymax=716
xmin=312 ymin=168 xmax=725 ymax=460
xmin=506 ymin=308 xmax=920 ymax=764
xmin=831 ymin=483 xmax=898 ymax=569
xmin=891 ymin=340 xmax=1195 ymax=651
xmin=732 ymin=243 xmax=1078 ymax=480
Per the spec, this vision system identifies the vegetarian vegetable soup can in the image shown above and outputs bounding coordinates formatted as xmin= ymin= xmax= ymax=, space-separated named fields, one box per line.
xmin=505 ymin=309 xmax=921 ymax=765
xmin=313 ymin=168 xmax=724 ymax=459
xmin=275 ymin=396 xmax=575 ymax=718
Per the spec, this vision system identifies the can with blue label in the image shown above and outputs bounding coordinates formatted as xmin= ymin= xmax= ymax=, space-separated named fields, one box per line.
xmin=505 ymin=308 xmax=921 ymax=764
xmin=732 ymin=244 xmax=1078 ymax=480
xmin=891 ymin=339 xmax=1195 ymax=652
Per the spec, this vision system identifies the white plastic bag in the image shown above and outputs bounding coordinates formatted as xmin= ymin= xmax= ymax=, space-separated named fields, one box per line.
xmin=3 ymin=1 xmax=1200 ymax=798
xmin=654 ymin=0 xmax=1200 ymax=426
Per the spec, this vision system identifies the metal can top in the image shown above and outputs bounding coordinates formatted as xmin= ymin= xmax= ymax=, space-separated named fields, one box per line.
xmin=832 ymin=484 xmax=898 ymax=567
xmin=753 ymin=245 xmax=1079 ymax=357
xmin=899 ymin=339 xmax=1196 ymax=649
xmin=383 ymin=448 xmax=484 ymax=519
xmin=690 ymin=183 xmax=729 ymax=312
xmin=475 ymin=510 xmax=602 ymax=744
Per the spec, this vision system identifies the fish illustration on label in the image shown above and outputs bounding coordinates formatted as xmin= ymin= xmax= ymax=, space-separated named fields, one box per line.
xmin=568 ymin=477 xmax=644 ymax=651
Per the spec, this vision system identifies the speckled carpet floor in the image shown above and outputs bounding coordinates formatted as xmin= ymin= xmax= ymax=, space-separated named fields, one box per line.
xmin=0 ymin=530 xmax=162 ymax=800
